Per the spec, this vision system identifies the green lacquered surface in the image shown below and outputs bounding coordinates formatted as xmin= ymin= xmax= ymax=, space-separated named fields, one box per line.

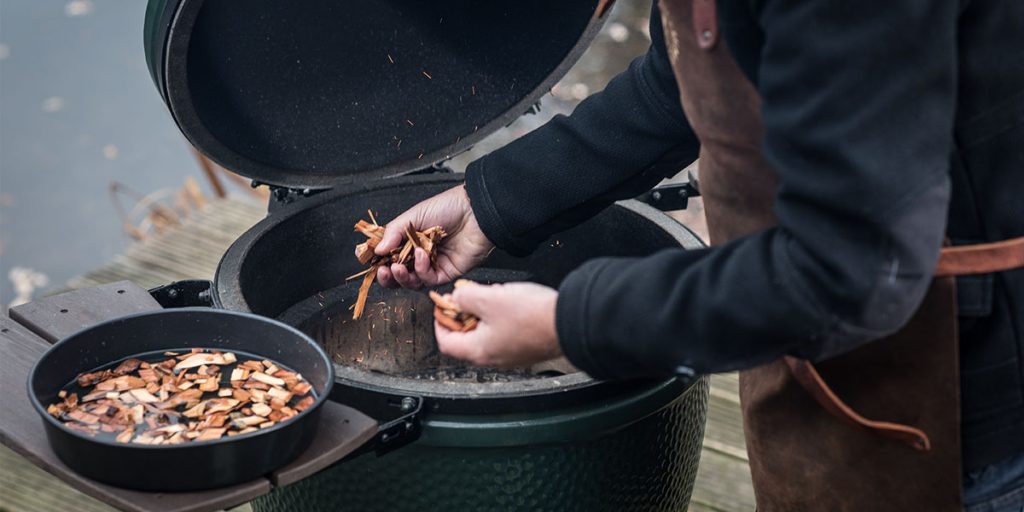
xmin=143 ymin=0 xmax=171 ymax=91
xmin=254 ymin=378 xmax=710 ymax=512
xmin=419 ymin=377 xmax=696 ymax=447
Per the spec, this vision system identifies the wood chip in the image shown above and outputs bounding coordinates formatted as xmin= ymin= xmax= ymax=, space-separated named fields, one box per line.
xmin=240 ymin=361 xmax=264 ymax=372
xmin=95 ymin=375 xmax=146 ymax=392
xmin=174 ymin=353 xmax=228 ymax=371
xmin=352 ymin=267 xmax=377 ymax=320
xmin=249 ymin=389 xmax=267 ymax=403
xmin=112 ymin=358 xmax=143 ymax=376
xmin=182 ymin=402 xmax=206 ymax=419
xmin=115 ymin=428 xmax=134 ymax=443
xmin=294 ymin=396 xmax=315 ymax=412
xmin=149 ymin=424 xmax=186 ymax=437
xmin=232 ymin=389 xmax=252 ymax=402
xmin=202 ymin=413 xmax=227 ymax=429
xmin=251 ymin=403 xmax=273 ymax=417
xmin=196 ymin=427 xmax=227 ymax=442
xmin=156 ymin=388 xmax=203 ymax=410
xmin=251 ymin=372 xmax=286 ymax=387
xmin=267 ymin=387 xmax=293 ymax=403
xmin=67 ymin=409 xmax=100 ymax=425
xmin=231 ymin=415 xmax=264 ymax=429
xmin=289 ymin=381 xmax=312 ymax=396
xmin=77 ymin=370 xmax=113 ymax=388
xmin=82 ymin=390 xmax=107 ymax=402
xmin=199 ymin=378 xmax=220 ymax=392
xmin=129 ymin=405 xmax=144 ymax=424
xmin=128 ymin=388 xmax=160 ymax=403
xmin=429 ymin=282 xmax=480 ymax=332
xmin=205 ymin=398 xmax=240 ymax=415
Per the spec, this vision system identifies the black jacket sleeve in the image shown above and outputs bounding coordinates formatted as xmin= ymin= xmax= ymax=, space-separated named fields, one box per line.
xmin=464 ymin=4 xmax=700 ymax=256
xmin=557 ymin=0 xmax=957 ymax=379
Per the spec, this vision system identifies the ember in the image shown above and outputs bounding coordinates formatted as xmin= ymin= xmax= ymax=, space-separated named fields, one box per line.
xmin=347 ymin=210 xmax=446 ymax=319
xmin=47 ymin=349 xmax=315 ymax=445
xmin=430 ymin=280 xmax=479 ymax=332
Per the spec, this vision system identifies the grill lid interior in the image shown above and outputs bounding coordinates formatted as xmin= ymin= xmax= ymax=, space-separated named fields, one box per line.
xmin=157 ymin=0 xmax=606 ymax=189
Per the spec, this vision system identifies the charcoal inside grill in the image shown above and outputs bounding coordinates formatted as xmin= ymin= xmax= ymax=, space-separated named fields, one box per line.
xmin=277 ymin=269 xmax=576 ymax=382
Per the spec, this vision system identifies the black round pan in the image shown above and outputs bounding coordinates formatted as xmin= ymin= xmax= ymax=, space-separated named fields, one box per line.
xmin=27 ymin=308 xmax=334 ymax=491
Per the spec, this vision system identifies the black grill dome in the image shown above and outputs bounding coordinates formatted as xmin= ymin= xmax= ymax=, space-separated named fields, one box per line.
xmin=155 ymin=0 xmax=605 ymax=188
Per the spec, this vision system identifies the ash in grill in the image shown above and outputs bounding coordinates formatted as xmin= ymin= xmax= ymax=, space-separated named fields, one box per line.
xmin=278 ymin=273 xmax=577 ymax=383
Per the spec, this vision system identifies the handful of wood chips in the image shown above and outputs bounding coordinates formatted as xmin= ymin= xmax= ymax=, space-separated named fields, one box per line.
xmin=429 ymin=280 xmax=479 ymax=332
xmin=347 ymin=210 xmax=446 ymax=319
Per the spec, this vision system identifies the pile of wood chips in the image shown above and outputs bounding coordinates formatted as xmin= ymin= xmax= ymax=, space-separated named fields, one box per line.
xmin=429 ymin=280 xmax=480 ymax=332
xmin=47 ymin=349 xmax=314 ymax=445
xmin=347 ymin=210 xmax=446 ymax=319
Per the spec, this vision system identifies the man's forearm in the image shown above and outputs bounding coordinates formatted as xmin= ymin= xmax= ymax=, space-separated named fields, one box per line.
xmin=465 ymin=5 xmax=699 ymax=256
xmin=556 ymin=0 xmax=958 ymax=379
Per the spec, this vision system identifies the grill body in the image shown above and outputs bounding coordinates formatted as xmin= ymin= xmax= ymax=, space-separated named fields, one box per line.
xmin=146 ymin=1 xmax=712 ymax=506
xmin=210 ymin=175 xmax=711 ymax=509
xmin=254 ymin=377 xmax=709 ymax=512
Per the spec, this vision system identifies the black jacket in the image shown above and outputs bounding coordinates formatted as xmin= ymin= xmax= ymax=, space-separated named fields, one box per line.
xmin=464 ymin=0 xmax=1024 ymax=470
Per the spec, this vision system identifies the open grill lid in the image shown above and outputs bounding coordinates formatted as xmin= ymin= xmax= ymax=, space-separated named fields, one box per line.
xmin=146 ymin=0 xmax=612 ymax=189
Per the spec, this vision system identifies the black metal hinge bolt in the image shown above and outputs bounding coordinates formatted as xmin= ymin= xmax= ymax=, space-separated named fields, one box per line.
xmin=400 ymin=396 xmax=417 ymax=412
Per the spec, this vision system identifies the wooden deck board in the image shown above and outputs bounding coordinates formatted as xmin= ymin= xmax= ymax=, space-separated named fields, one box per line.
xmin=7 ymin=197 xmax=755 ymax=511
xmin=0 ymin=444 xmax=113 ymax=512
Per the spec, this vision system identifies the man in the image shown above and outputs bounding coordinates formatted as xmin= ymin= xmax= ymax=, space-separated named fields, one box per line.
xmin=369 ymin=1 xmax=1024 ymax=509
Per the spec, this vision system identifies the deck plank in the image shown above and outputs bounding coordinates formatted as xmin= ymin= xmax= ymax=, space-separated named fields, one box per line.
xmin=0 ymin=444 xmax=114 ymax=512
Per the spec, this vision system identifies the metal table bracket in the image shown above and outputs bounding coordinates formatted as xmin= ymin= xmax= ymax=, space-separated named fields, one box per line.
xmin=636 ymin=180 xmax=700 ymax=212
xmin=148 ymin=280 xmax=215 ymax=308
xmin=376 ymin=396 xmax=424 ymax=455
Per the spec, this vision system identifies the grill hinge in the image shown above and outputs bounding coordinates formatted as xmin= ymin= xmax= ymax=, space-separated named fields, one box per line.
xmin=375 ymin=395 xmax=424 ymax=455
xmin=636 ymin=180 xmax=700 ymax=212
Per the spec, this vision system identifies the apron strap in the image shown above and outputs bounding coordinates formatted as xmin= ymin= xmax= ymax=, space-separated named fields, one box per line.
xmin=789 ymin=237 xmax=1024 ymax=450
xmin=785 ymin=356 xmax=931 ymax=450
xmin=935 ymin=236 xmax=1024 ymax=277
xmin=594 ymin=0 xmax=616 ymax=18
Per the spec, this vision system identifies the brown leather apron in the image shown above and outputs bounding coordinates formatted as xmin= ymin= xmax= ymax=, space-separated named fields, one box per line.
xmin=657 ymin=0 xmax=1024 ymax=509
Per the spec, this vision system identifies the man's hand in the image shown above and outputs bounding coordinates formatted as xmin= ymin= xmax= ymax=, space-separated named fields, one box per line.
xmin=434 ymin=281 xmax=562 ymax=368
xmin=371 ymin=185 xmax=494 ymax=288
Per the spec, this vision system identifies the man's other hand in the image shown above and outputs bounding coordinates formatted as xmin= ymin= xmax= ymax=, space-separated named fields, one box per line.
xmin=434 ymin=281 xmax=561 ymax=368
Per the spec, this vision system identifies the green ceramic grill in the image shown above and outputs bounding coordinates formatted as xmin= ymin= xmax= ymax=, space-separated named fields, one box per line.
xmin=144 ymin=1 xmax=710 ymax=510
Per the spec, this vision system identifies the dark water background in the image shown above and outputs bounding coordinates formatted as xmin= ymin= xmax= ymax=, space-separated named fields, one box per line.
xmin=0 ymin=0 xmax=198 ymax=304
